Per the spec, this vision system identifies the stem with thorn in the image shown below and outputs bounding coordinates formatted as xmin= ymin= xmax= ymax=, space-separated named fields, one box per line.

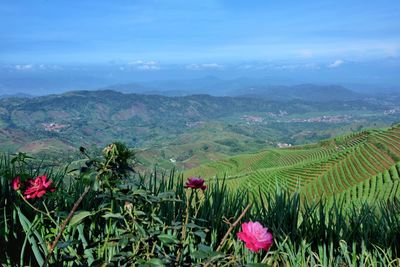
xmin=203 ymin=204 xmax=252 ymax=267
xmin=216 ymin=203 xmax=251 ymax=252
xmin=43 ymin=186 xmax=90 ymax=266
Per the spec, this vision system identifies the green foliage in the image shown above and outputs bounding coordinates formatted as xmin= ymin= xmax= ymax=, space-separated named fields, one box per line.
xmin=1 ymin=145 xmax=400 ymax=266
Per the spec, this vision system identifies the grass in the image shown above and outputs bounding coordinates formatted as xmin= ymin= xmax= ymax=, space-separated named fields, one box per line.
xmin=1 ymin=146 xmax=400 ymax=265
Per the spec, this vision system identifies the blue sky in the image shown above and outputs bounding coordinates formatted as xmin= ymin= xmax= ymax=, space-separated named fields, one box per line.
xmin=1 ymin=0 xmax=399 ymax=64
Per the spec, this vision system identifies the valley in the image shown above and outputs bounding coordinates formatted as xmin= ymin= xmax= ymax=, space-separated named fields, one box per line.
xmin=0 ymin=88 xmax=399 ymax=172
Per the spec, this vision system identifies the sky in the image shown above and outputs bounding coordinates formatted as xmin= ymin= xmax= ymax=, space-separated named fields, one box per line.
xmin=1 ymin=0 xmax=399 ymax=64
xmin=0 ymin=0 xmax=400 ymax=93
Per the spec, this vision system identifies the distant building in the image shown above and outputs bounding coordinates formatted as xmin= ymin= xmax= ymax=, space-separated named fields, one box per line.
xmin=242 ymin=115 xmax=263 ymax=123
xmin=42 ymin=122 xmax=68 ymax=132
xmin=277 ymin=142 xmax=292 ymax=148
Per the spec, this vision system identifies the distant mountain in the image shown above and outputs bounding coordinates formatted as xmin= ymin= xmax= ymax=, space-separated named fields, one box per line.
xmin=99 ymin=80 xmax=364 ymax=102
xmin=231 ymin=84 xmax=363 ymax=102
xmin=143 ymin=76 xmax=246 ymax=96
xmin=100 ymin=83 xmax=191 ymax=97
xmin=0 ymin=93 xmax=33 ymax=99
xmin=100 ymin=83 xmax=156 ymax=94
xmin=103 ymin=76 xmax=253 ymax=96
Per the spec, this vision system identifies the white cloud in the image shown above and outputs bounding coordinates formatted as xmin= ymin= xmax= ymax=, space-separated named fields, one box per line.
xmin=270 ymin=63 xmax=320 ymax=70
xmin=186 ymin=63 xmax=224 ymax=70
xmin=15 ymin=64 xmax=33 ymax=70
xmin=328 ymin=59 xmax=344 ymax=68
xmin=13 ymin=64 xmax=62 ymax=71
xmin=127 ymin=60 xmax=160 ymax=70
xmin=38 ymin=64 xmax=47 ymax=70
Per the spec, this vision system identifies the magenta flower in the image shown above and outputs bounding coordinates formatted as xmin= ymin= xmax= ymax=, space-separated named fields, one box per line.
xmin=184 ymin=177 xmax=207 ymax=190
xmin=237 ymin=221 xmax=273 ymax=253
xmin=24 ymin=175 xmax=56 ymax=199
xmin=12 ymin=176 xmax=21 ymax=191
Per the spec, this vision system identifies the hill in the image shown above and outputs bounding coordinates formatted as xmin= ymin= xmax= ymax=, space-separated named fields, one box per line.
xmin=186 ymin=124 xmax=400 ymax=202
xmin=103 ymin=80 xmax=364 ymax=101
xmin=0 ymin=89 xmax=399 ymax=170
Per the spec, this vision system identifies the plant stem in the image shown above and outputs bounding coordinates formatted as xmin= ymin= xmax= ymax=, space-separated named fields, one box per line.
xmin=203 ymin=204 xmax=251 ymax=267
xmin=182 ymin=193 xmax=191 ymax=241
xmin=43 ymin=186 xmax=90 ymax=267
xmin=42 ymin=201 xmax=58 ymax=227
xmin=18 ymin=192 xmax=50 ymax=219
xmin=216 ymin=203 xmax=252 ymax=252
xmin=176 ymin=190 xmax=192 ymax=264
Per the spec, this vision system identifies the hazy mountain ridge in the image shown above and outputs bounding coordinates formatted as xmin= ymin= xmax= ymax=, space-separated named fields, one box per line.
xmin=0 ymin=93 xmax=33 ymax=99
xmin=231 ymin=84 xmax=363 ymax=102
xmin=103 ymin=80 xmax=367 ymax=101
xmin=2 ymin=68 xmax=398 ymax=98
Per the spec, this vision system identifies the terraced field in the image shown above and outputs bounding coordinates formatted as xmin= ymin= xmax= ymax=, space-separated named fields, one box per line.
xmin=186 ymin=125 xmax=400 ymax=201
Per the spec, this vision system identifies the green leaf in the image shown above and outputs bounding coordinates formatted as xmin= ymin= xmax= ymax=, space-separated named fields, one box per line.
xmin=186 ymin=223 xmax=200 ymax=229
xmin=246 ymin=264 xmax=271 ymax=267
xmin=102 ymin=213 xmax=124 ymax=219
xmin=69 ymin=211 xmax=93 ymax=226
xmin=133 ymin=210 xmax=146 ymax=216
xmin=194 ymin=230 xmax=206 ymax=240
xmin=158 ymin=234 xmax=179 ymax=244
xmin=139 ymin=258 xmax=165 ymax=267
xmin=192 ymin=244 xmax=222 ymax=260
xmin=192 ymin=249 xmax=208 ymax=260
xmin=17 ymin=207 xmax=45 ymax=266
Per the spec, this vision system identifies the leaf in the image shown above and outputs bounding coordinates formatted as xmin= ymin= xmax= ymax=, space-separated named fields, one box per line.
xmin=158 ymin=234 xmax=179 ymax=245
xmin=17 ymin=207 xmax=45 ymax=266
xmin=102 ymin=213 xmax=124 ymax=219
xmin=246 ymin=264 xmax=271 ymax=267
xmin=194 ymin=230 xmax=206 ymax=240
xmin=77 ymin=224 xmax=95 ymax=265
xmin=192 ymin=244 xmax=222 ymax=260
xmin=133 ymin=210 xmax=146 ymax=216
xmin=192 ymin=249 xmax=208 ymax=260
xmin=69 ymin=211 xmax=93 ymax=226
xmin=157 ymin=191 xmax=175 ymax=198
xmin=186 ymin=223 xmax=200 ymax=229
xmin=139 ymin=258 xmax=165 ymax=267
xmin=57 ymin=241 xmax=73 ymax=249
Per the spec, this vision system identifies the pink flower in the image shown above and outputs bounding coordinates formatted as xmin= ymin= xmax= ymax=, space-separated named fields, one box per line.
xmin=24 ymin=175 xmax=56 ymax=199
xmin=12 ymin=176 xmax=21 ymax=190
xmin=237 ymin=221 xmax=273 ymax=253
xmin=184 ymin=177 xmax=207 ymax=190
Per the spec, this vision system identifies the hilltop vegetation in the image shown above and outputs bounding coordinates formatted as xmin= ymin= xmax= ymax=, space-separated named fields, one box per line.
xmin=187 ymin=124 xmax=400 ymax=203
xmin=0 ymin=89 xmax=399 ymax=171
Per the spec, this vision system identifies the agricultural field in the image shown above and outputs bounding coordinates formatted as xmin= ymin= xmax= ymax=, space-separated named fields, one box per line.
xmin=186 ymin=124 xmax=400 ymax=202
xmin=1 ymin=90 xmax=400 ymax=172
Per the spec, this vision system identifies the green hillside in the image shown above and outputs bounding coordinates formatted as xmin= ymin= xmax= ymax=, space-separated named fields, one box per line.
xmin=186 ymin=124 xmax=400 ymax=202
xmin=1 ymin=90 xmax=399 ymax=171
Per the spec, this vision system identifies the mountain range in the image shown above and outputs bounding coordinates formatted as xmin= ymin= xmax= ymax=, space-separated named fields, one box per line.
xmin=102 ymin=81 xmax=365 ymax=101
